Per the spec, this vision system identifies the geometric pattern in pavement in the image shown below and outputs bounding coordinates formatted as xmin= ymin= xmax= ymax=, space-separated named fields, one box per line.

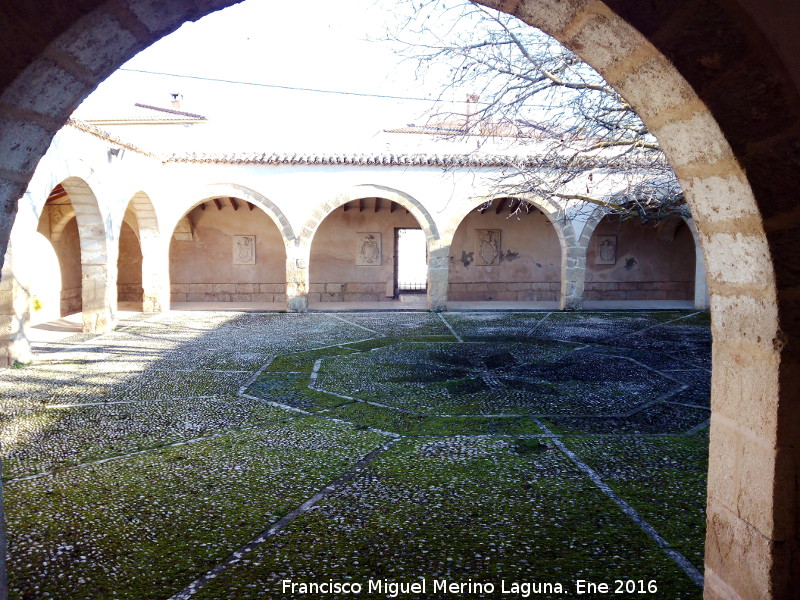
xmin=1 ymin=310 xmax=710 ymax=599
xmin=313 ymin=341 xmax=682 ymax=418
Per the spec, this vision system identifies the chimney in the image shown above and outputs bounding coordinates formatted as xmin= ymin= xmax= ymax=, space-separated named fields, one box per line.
xmin=466 ymin=94 xmax=479 ymax=129
xmin=171 ymin=93 xmax=182 ymax=109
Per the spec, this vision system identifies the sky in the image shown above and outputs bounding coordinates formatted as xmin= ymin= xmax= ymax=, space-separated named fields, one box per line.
xmin=73 ymin=0 xmax=473 ymax=153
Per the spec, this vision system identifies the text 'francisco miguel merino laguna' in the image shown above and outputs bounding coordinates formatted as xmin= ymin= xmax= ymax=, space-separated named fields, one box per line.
xmin=281 ymin=578 xmax=565 ymax=597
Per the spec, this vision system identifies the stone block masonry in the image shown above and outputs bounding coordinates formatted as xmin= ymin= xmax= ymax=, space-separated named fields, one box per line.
xmin=170 ymin=283 xmax=287 ymax=303
xmin=448 ymin=281 xmax=560 ymax=302
xmin=583 ymin=281 xmax=693 ymax=301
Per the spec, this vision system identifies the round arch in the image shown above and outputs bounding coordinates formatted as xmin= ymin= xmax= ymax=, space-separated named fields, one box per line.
xmin=299 ymin=184 xmax=440 ymax=249
xmin=445 ymin=194 xmax=582 ymax=310
xmin=122 ymin=191 xmax=160 ymax=240
xmin=577 ymin=206 xmax=710 ymax=310
xmin=0 ymin=2 xmax=796 ymax=598
xmin=18 ymin=156 xmax=112 ymax=232
xmin=168 ymin=184 xmax=290 ymax=308
xmin=304 ymin=185 xmax=437 ymax=307
xmin=118 ymin=191 xmax=167 ymax=312
xmin=58 ymin=176 xmax=115 ymax=333
xmin=2 ymin=165 xmax=116 ymax=365
xmin=170 ymin=182 xmax=295 ymax=248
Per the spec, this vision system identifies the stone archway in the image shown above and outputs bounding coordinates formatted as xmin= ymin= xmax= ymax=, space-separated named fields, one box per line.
xmin=472 ymin=6 xmax=780 ymax=598
xmin=58 ymin=177 xmax=114 ymax=334
xmin=444 ymin=194 xmax=582 ymax=310
xmin=307 ymin=196 xmax=429 ymax=308
xmin=17 ymin=175 xmax=114 ymax=335
xmin=170 ymin=182 xmax=295 ymax=248
xmin=580 ymin=213 xmax=698 ymax=307
xmin=118 ymin=191 xmax=166 ymax=313
xmin=1 ymin=157 xmax=115 ymax=365
xmin=0 ymin=1 xmax=798 ymax=598
xmin=168 ymin=187 xmax=292 ymax=309
xmin=300 ymin=184 xmax=443 ymax=310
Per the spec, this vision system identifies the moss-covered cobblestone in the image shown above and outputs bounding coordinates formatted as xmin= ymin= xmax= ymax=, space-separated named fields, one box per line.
xmin=5 ymin=419 xmax=387 ymax=599
xmin=1 ymin=309 xmax=710 ymax=599
xmin=197 ymin=437 xmax=701 ymax=600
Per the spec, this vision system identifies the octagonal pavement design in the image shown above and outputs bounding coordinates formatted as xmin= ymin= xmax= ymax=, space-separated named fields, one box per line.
xmin=0 ymin=310 xmax=710 ymax=599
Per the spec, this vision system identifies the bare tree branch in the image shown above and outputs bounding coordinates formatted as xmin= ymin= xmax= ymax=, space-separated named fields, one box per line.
xmin=385 ymin=0 xmax=688 ymax=223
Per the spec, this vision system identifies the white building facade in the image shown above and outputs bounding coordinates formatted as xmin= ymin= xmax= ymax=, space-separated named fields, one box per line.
xmin=0 ymin=120 xmax=708 ymax=366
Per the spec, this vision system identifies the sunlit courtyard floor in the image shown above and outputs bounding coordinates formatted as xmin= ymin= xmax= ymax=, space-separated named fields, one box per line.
xmin=1 ymin=310 xmax=710 ymax=599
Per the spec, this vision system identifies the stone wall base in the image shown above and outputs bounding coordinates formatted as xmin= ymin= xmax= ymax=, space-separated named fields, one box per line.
xmin=170 ymin=283 xmax=287 ymax=303
xmin=60 ymin=287 xmax=81 ymax=316
xmin=118 ymin=284 xmax=143 ymax=302
xmin=448 ymin=281 xmax=559 ymax=302
xmin=584 ymin=281 xmax=693 ymax=301
xmin=308 ymin=282 xmax=394 ymax=303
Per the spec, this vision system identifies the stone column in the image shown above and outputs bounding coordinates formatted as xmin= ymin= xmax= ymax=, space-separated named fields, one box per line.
xmin=704 ymin=293 xmax=793 ymax=600
xmin=0 ymin=240 xmax=32 ymax=366
xmin=81 ymin=262 xmax=115 ymax=333
xmin=141 ymin=236 xmax=169 ymax=313
xmin=693 ymin=251 xmax=710 ymax=310
xmin=560 ymin=244 xmax=586 ymax=311
xmin=427 ymin=243 xmax=449 ymax=311
xmin=286 ymin=244 xmax=309 ymax=312
xmin=685 ymin=218 xmax=710 ymax=310
xmin=66 ymin=181 xmax=115 ymax=333
xmin=560 ymin=220 xmax=587 ymax=311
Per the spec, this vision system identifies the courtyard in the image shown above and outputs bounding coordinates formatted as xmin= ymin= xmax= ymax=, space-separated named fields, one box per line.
xmin=0 ymin=310 xmax=710 ymax=599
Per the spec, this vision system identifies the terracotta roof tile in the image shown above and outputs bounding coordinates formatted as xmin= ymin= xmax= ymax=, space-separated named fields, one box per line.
xmin=161 ymin=151 xmax=551 ymax=168
xmin=67 ymin=118 xmax=159 ymax=158
xmin=83 ymin=103 xmax=207 ymax=125
xmin=67 ymin=119 xmax=652 ymax=171
xmin=133 ymin=103 xmax=207 ymax=120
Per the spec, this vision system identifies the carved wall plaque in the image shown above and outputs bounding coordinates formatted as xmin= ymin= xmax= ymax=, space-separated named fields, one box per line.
xmin=475 ymin=229 xmax=501 ymax=265
xmin=356 ymin=232 xmax=381 ymax=265
xmin=233 ymin=235 xmax=256 ymax=265
xmin=596 ymin=235 xmax=617 ymax=265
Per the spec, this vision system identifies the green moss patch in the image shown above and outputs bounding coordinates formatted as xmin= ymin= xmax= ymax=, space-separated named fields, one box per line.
xmin=326 ymin=401 xmax=543 ymax=436
xmin=196 ymin=437 xmax=701 ymax=600
xmin=265 ymin=346 xmax=358 ymax=373
xmin=563 ymin=433 xmax=709 ymax=568
xmin=5 ymin=418 xmax=387 ymax=600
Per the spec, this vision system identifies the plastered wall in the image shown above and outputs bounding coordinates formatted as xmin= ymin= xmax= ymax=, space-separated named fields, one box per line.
xmin=585 ymin=217 xmax=695 ymax=301
xmin=309 ymin=200 xmax=420 ymax=302
xmin=169 ymin=203 xmax=287 ymax=303
xmin=448 ymin=205 xmax=561 ymax=301
xmin=117 ymin=221 xmax=143 ymax=302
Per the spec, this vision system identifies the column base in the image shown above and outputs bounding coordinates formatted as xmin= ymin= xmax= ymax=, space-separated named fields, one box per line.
xmin=288 ymin=294 xmax=308 ymax=312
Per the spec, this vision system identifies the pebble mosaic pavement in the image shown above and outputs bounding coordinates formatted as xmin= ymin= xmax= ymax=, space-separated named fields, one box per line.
xmin=0 ymin=310 xmax=711 ymax=599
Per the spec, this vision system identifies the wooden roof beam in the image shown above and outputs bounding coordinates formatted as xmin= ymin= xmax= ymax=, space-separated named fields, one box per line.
xmin=495 ymin=198 xmax=506 ymax=214
xmin=213 ymin=198 xmax=222 ymax=211
xmin=47 ymin=187 xmax=69 ymax=202
xmin=230 ymin=197 xmax=238 ymax=211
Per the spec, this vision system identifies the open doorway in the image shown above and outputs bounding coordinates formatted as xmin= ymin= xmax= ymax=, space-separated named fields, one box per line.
xmin=394 ymin=227 xmax=427 ymax=297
